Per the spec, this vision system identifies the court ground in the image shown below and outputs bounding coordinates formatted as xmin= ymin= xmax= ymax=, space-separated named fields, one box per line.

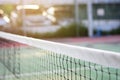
xmin=48 ymin=35 xmax=120 ymax=52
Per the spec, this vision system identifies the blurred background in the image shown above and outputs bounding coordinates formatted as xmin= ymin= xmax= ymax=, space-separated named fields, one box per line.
xmin=0 ymin=0 xmax=120 ymax=38
xmin=0 ymin=1 xmax=120 ymax=80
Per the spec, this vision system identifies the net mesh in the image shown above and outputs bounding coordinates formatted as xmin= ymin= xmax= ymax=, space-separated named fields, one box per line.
xmin=0 ymin=32 xmax=120 ymax=80
xmin=0 ymin=38 xmax=21 ymax=79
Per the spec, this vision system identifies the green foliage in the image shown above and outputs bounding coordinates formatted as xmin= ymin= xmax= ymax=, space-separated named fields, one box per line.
xmin=27 ymin=23 xmax=88 ymax=38
xmin=54 ymin=24 xmax=76 ymax=37
xmin=1 ymin=25 xmax=120 ymax=39
xmin=0 ymin=5 xmax=14 ymax=16
xmin=54 ymin=23 xmax=88 ymax=38
xmin=1 ymin=23 xmax=88 ymax=38
xmin=109 ymin=27 xmax=120 ymax=35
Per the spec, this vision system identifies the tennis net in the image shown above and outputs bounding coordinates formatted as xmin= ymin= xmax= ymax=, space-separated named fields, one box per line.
xmin=0 ymin=31 xmax=120 ymax=80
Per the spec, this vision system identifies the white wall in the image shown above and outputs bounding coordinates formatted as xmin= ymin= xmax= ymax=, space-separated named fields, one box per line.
xmin=82 ymin=20 xmax=120 ymax=31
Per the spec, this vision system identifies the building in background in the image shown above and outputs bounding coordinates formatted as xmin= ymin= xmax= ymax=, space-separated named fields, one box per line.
xmin=0 ymin=0 xmax=120 ymax=31
xmin=46 ymin=0 xmax=120 ymax=31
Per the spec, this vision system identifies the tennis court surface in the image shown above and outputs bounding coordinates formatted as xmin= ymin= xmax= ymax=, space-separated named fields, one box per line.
xmin=0 ymin=31 xmax=120 ymax=80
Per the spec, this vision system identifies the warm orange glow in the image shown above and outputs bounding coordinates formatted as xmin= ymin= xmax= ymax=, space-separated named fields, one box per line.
xmin=17 ymin=5 xmax=39 ymax=10
xmin=42 ymin=11 xmax=47 ymax=16
xmin=0 ymin=9 xmax=4 ymax=14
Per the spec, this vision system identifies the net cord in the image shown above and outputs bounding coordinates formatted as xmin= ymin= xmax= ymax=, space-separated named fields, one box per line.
xmin=0 ymin=31 xmax=120 ymax=69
